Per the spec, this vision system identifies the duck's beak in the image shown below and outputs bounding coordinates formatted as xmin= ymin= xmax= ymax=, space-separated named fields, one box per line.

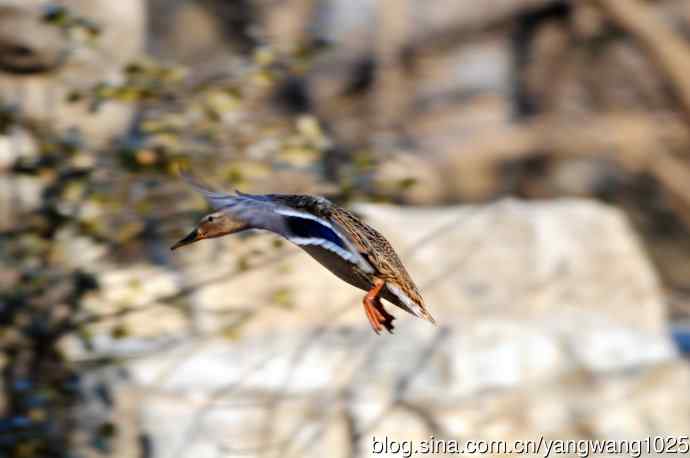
xmin=171 ymin=228 xmax=202 ymax=250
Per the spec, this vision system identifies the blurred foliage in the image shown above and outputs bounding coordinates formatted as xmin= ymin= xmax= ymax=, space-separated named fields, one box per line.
xmin=0 ymin=4 xmax=343 ymax=457
xmin=42 ymin=3 xmax=102 ymax=41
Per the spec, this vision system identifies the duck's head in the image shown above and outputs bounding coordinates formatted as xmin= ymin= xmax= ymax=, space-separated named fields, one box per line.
xmin=171 ymin=212 xmax=248 ymax=250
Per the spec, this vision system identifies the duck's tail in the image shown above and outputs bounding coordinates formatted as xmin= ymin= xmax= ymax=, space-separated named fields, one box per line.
xmin=384 ymin=283 xmax=436 ymax=325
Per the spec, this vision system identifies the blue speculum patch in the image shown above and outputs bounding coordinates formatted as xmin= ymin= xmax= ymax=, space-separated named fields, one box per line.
xmin=285 ymin=216 xmax=347 ymax=250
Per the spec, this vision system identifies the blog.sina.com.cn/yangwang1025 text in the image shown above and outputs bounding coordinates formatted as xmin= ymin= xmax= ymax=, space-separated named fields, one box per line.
xmin=371 ymin=435 xmax=690 ymax=457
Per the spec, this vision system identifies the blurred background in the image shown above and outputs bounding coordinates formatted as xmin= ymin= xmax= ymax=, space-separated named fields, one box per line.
xmin=2 ymin=0 xmax=690 ymax=456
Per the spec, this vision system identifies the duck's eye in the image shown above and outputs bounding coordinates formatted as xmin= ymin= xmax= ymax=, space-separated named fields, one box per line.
xmin=207 ymin=216 xmax=215 ymax=223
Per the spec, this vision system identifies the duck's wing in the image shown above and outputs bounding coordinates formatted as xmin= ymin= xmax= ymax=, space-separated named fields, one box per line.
xmin=181 ymin=172 xmax=291 ymax=233
xmin=181 ymin=174 xmax=373 ymax=273
xmin=237 ymin=192 xmax=374 ymax=273
xmin=180 ymin=172 xmax=238 ymax=209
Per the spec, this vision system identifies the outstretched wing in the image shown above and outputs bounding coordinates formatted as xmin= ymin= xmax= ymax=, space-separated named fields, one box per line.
xmin=181 ymin=173 xmax=373 ymax=273
xmin=235 ymin=192 xmax=373 ymax=273
xmin=180 ymin=171 xmax=238 ymax=209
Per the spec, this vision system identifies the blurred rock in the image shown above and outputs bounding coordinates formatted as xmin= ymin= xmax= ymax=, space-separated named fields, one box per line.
xmin=67 ymin=198 xmax=690 ymax=456
xmin=148 ymin=0 xmax=256 ymax=64
xmin=0 ymin=130 xmax=41 ymax=230
xmin=0 ymin=0 xmax=145 ymax=144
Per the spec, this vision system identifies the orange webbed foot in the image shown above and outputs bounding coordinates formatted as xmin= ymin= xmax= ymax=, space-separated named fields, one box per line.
xmin=372 ymin=297 xmax=395 ymax=333
xmin=362 ymin=278 xmax=395 ymax=334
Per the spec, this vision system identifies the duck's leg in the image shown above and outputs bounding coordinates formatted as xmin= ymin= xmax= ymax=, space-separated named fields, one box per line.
xmin=363 ymin=278 xmax=395 ymax=334
xmin=372 ymin=296 xmax=395 ymax=333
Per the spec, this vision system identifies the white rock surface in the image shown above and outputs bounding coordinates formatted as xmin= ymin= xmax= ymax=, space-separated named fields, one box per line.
xmin=69 ymin=199 xmax=690 ymax=457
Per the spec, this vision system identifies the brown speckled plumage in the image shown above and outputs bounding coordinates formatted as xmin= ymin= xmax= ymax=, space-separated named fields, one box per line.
xmin=328 ymin=206 xmax=427 ymax=306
